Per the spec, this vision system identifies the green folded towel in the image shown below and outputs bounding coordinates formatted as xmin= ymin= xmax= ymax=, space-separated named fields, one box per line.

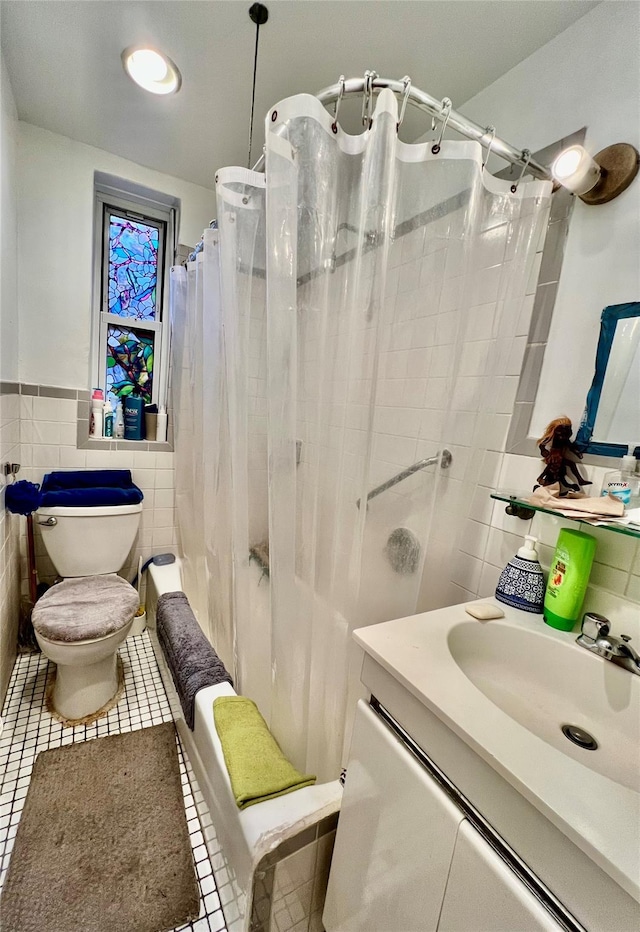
xmin=213 ymin=696 xmax=316 ymax=810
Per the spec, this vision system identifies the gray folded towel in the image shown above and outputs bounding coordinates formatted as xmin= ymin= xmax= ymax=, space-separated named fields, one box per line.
xmin=156 ymin=592 xmax=233 ymax=729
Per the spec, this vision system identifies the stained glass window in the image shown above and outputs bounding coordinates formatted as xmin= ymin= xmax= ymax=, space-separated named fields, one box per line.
xmin=108 ymin=214 xmax=160 ymax=321
xmin=105 ymin=324 xmax=154 ymax=409
xmin=95 ymin=186 xmax=171 ymax=424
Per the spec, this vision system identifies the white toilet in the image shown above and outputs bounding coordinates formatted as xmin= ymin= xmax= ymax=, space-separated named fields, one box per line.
xmin=32 ymin=502 xmax=142 ymax=723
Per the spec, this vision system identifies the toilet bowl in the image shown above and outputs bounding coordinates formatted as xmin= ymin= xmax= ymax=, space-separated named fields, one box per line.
xmin=32 ymin=572 xmax=141 ymax=722
xmin=35 ymin=612 xmax=135 ymax=721
xmin=34 ymin=487 xmax=143 ymax=722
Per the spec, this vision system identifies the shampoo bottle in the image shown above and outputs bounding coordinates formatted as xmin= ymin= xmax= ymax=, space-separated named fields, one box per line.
xmin=103 ymin=400 xmax=114 ymax=438
xmin=155 ymin=405 xmax=168 ymax=443
xmin=89 ymin=388 xmax=104 ymax=438
xmin=115 ymin=401 xmax=125 ymax=439
xmin=544 ymin=528 xmax=596 ymax=631
xmin=123 ymin=394 xmax=145 ymax=441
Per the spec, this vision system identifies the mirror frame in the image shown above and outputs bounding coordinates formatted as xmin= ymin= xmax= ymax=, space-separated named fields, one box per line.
xmin=575 ymin=301 xmax=640 ymax=457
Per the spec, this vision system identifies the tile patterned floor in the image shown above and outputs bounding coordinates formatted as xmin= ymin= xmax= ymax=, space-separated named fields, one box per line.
xmin=0 ymin=633 xmax=229 ymax=932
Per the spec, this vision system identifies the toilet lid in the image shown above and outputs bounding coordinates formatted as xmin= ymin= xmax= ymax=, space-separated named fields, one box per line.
xmin=32 ymin=575 xmax=139 ymax=644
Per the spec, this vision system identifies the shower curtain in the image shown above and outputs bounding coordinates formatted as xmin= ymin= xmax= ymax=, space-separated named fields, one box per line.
xmin=172 ymin=88 xmax=551 ymax=783
xmin=171 ymin=231 xmax=235 ymax=669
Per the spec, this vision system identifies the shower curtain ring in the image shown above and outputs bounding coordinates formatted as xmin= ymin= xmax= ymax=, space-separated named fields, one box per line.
xmin=332 ymin=75 xmax=345 ymax=134
xmin=481 ymin=125 xmax=496 ymax=170
xmin=362 ymin=70 xmax=378 ymax=129
xmin=431 ymin=98 xmax=452 ymax=154
xmin=397 ymin=75 xmax=411 ymax=132
xmin=511 ymin=149 xmax=532 ymax=193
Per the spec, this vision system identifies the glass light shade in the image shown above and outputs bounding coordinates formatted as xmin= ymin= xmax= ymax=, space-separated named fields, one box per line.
xmin=551 ymin=145 xmax=601 ymax=195
xmin=122 ymin=46 xmax=181 ymax=95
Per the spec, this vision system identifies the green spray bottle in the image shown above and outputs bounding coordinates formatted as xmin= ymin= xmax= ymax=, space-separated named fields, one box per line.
xmin=544 ymin=528 xmax=597 ymax=631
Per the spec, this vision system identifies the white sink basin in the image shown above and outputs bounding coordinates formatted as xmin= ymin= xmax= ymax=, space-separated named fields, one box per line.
xmin=447 ymin=621 xmax=640 ymax=792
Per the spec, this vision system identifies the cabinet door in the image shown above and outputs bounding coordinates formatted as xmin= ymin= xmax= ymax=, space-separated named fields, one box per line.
xmin=438 ymin=821 xmax=563 ymax=932
xmin=324 ymin=701 xmax=464 ymax=932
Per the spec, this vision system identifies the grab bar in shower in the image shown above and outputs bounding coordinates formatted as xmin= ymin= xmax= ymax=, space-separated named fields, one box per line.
xmin=357 ymin=449 xmax=452 ymax=508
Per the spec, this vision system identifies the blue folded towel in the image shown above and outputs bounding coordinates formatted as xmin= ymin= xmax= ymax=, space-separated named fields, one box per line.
xmin=40 ymin=470 xmax=143 ymax=507
xmin=157 ymin=592 xmax=233 ymax=729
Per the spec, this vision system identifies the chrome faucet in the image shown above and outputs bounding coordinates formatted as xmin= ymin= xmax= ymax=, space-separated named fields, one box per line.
xmin=577 ymin=613 xmax=640 ymax=676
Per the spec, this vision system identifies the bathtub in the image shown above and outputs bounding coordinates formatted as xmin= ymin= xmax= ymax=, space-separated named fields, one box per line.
xmin=145 ymin=558 xmax=342 ymax=932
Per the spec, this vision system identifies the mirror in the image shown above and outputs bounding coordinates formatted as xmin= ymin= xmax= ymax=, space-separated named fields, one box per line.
xmin=505 ymin=129 xmax=639 ymax=463
xmin=576 ymin=303 xmax=640 ymax=456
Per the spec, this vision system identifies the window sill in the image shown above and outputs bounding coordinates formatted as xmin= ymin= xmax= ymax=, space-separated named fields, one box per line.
xmin=79 ymin=436 xmax=173 ymax=453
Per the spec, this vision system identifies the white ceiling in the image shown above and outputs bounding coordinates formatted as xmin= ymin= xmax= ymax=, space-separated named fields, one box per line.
xmin=1 ymin=1 xmax=599 ymax=189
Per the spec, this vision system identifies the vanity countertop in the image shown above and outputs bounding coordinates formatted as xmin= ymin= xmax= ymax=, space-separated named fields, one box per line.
xmin=353 ymin=599 xmax=640 ymax=903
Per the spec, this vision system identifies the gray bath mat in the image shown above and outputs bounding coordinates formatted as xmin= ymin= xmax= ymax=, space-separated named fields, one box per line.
xmin=0 ymin=722 xmax=200 ymax=932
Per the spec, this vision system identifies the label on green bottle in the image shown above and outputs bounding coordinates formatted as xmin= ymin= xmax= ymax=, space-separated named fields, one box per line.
xmin=546 ymin=546 xmax=569 ymax=601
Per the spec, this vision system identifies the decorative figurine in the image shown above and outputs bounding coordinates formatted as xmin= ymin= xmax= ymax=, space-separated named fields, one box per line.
xmin=536 ymin=416 xmax=592 ymax=495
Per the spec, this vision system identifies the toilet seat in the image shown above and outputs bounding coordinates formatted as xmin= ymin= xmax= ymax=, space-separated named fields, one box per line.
xmin=33 ymin=574 xmax=139 ymax=644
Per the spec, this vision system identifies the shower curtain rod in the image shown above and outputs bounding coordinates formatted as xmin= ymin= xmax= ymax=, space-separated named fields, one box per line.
xmin=252 ymin=74 xmax=551 ymax=181
xmin=187 ymin=74 xmax=549 ymax=262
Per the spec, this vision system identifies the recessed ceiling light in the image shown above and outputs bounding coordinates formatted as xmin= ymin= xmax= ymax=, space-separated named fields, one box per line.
xmin=121 ymin=46 xmax=181 ymax=95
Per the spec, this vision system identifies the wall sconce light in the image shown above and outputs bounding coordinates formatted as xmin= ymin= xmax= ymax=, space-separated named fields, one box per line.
xmin=122 ymin=46 xmax=182 ymax=95
xmin=551 ymin=143 xmax=639 ymax=204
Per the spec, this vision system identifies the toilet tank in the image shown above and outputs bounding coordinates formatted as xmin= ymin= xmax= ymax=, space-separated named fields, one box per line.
xmin=36 ymin=503 xmax=142 ymax=577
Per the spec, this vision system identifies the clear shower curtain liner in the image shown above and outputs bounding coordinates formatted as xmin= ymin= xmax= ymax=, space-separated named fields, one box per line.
xmin=172 ymin=88 xmax=551 ymax=783
xmin=171 ymin=231 xmax=235 ymax=671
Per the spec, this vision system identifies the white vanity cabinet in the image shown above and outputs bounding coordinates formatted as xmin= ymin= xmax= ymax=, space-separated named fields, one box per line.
xmin=323 ymin=701 xmax=464 ymax=932
xmin=325 ymin=700 xmax=564 ymax=932
xmin=327 ymin=601 xmax=640 ymax=932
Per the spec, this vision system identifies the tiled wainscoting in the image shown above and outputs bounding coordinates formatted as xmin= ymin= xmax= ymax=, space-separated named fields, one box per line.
xmin=7 ymin=381 xmax=177 ymax=592
xmin=0 ymin=386 xmax=21 ymax=699
xmin=251 ymin=819 xmax=336 ymax=932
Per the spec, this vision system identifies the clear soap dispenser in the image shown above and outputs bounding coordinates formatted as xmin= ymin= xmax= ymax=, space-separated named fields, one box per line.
xmin=495 ymin=534 xmax=546 ymax=614
xmin=601 ymin=443 xmax=640 ymax=507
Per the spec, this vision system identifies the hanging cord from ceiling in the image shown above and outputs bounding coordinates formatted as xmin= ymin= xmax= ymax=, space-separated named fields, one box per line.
xmin=185 ymin=3 xmax=269 ymax=265
xmin=247 ymin=3 xmax=269 ymax=169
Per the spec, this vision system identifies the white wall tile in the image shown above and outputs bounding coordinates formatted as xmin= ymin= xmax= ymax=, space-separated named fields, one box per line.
xmin=154 ymin=469 xmax=174 ymax=489
xmin=478 ymin=562 xmax=502 ymax=599
xmin=625 ymin=574 xmax=640 ymax=604
xmin=459 ymin=519 xmax=490 ymax=561
xmin=484 ymin=526 xmax=522 ymax=569
xmin=59 ymin=448 xmax=87 ymax=468
xmin=32 ymin=444 xmax=60 ymax=469
xmin=33 ymin=420 xmax=60 ymax=445
xmin=490 ymin=500 xmax=532 ymax=536
xmin=450 ymin=551 xmax=483 ymax=593
xmin=589 ymin=561 xmax=629 ymax=595
xmin=586 ymin=525 xmax=635 ymax=572
xmin=58 ymin=422 xmax=77 ymax=447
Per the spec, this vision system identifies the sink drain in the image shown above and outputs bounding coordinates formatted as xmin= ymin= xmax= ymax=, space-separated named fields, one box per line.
xmin=561 ymin=724 xmax=598 ymax=750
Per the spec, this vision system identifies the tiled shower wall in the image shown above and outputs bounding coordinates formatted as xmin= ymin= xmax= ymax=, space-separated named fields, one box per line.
xmin=15 ymin=384 xmax=176 ymax=592
xmin=0 ymin=386 xmax=21 ymax=700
